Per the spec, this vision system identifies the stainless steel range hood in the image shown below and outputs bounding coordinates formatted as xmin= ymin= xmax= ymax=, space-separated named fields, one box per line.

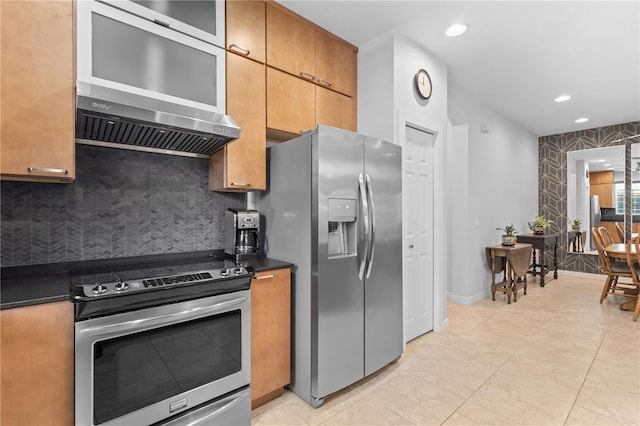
xmin=75 ymin=82 xmax=240 ymax=158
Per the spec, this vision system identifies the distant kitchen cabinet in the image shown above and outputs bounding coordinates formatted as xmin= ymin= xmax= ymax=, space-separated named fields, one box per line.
xmin=210 ymin=53 xmax=266 ymax=191
xmin=0 ymin=0 xmax=75 ymax=183
xmin=590 ymin=170 xmax=614 ymax=208
xmin=251 ymin=268 xmax=291 ymax=408
xmin=226 ymin=0 xmax=265 ymax=63
xmin=0 ymin=302 xmax=74 ymax=425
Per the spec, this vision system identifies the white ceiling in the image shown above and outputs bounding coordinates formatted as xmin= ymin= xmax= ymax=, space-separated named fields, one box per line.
xmin=276 ymin=0 xmax=640 ymax=137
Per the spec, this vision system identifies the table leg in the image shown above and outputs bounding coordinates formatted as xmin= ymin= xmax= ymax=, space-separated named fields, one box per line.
xmin=553 ymin=240 xmax=558 ymax=279
xmin=532 ymin=249 xmax=538 ymax=277
xmin=540 ymin=247 xmax=546 ymax=287
xmin=506 ymin=262 xmax=512 ymax=304
xmin=491 ymin=253 xmax=496 ymax=301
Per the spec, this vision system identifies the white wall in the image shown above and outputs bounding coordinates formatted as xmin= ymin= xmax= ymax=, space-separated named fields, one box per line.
xmin=359 ymin=31 xmax=448 ymax=331
xmin=447 ymin=85 xmax=539 ymax=304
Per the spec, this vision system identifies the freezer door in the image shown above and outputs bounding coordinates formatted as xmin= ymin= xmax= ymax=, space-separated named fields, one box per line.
xmin=363 ymin=137 xmax=403 ymax=376
xmin=312 ymin=126 xmax=365 ymax=399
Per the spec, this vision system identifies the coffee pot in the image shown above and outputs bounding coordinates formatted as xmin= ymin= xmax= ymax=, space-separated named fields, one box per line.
xmin=225 ymin=209 xmax=262 ymax=260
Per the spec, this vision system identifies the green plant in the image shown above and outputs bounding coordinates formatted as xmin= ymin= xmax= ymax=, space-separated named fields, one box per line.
xmin=571 ymin=218 xmax=581 ymax=227
xmin=496 ymin=224 xmax=517 ymax=236
xmin=528 ymin=215 xmax=554 ymax=230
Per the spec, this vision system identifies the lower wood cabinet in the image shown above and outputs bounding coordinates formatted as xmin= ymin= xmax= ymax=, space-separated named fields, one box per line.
xmin=251 ymin=267 xmax=291 ymax=408
xmin=0 ymin=302 xmax=74 ymax=425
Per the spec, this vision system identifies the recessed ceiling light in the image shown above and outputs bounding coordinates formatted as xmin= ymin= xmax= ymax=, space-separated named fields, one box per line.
xmin=445 ymin=24 xmax=467 ymax=37
xmin=597 ymin=159 xmax=606 ymax=162
xmin=575 ymin=117 xmax=589 ymax=123
xmin=554 ymin=95 xmax=571 ymax=102
xmin=604 ymin=163 xmax=611 ymax=167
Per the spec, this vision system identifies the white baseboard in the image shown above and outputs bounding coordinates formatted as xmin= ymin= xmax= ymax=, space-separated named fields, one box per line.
xmin=448 ymin=289 xmax=491 ymax=305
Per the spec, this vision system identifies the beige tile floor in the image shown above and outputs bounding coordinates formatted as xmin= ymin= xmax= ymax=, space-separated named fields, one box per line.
xmin=251 ymin=271 xmax=640 ymax=425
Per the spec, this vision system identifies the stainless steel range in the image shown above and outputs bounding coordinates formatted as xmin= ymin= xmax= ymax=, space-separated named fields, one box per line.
xmin=71 ymin=257 xmax=253 ymax=426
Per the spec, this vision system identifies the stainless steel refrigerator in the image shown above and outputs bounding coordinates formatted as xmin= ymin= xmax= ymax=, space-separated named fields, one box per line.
xmin=590 ymin=195 xmax=601 ymax=248
xmin=255 ymin=125 xmax=403 ymax=408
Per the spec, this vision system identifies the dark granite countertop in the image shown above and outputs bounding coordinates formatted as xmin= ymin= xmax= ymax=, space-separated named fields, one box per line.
xmin=1 ymin=250 xmax=292 ymax=310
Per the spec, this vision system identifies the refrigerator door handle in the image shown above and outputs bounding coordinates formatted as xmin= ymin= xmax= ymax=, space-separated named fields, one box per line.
xmin=365 ymin=174 xmax=376 ymax=278
xmin=358 ymin=173 xmax=370 ymax=280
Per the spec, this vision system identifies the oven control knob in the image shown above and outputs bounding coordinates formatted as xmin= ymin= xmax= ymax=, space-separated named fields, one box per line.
xmin=92 ymin=284 xmax=108 ymax=295
xmin=114 ymin=279 xmax=129 ymax=292
xmin=220 ymin=268 xmax=231 ymax=277
xmin=234 ymin=267 xmax=244 ymax=275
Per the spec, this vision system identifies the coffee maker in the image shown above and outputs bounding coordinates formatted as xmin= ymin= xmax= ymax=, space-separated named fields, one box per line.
xmin=225 ymin=209 xmax=262 ymax=260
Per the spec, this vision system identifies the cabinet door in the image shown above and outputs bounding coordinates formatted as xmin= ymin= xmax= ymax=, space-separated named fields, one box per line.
xmin=266 ymin=4 xmax=315 ymax=81
xmin=315 ymin=31 xmax=357 ymax=97
xmin=0 ymin=0 xmax=75 ymax=183
xmin=251 ymin=268 xmax=291 ymax=406
xmin=267 ymin=67 xmax=315 ymax=136
xmin=210 ymin=53 xmax=266 ymax=191
xmin=226 ymin=0 xmax=265 ymax=63
xmin=1 ymin=302 xmax=74 ymax=425
xmin=316 ymin=87 xmax=357 ymax=132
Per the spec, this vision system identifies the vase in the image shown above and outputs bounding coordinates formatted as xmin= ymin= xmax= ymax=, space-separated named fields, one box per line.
xmin=533 ymin=226 xmax=545 ymax=234
xmin=501 ymin=235 xmax=517 ymax=246
xmin=572 ymin=225 xmax=580 ymax=231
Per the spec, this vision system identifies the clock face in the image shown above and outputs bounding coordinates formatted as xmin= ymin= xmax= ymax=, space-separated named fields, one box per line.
xmin=415 ymin=69 xmax=432 ymax=100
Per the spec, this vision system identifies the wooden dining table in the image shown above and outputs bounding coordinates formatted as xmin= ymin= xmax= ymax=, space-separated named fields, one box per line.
xmin=604 ymin=243 xmax=639 ymax=312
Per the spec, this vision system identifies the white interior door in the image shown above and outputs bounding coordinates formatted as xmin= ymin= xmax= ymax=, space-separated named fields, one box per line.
xmin=403 ymin=124 xmax=434 ymax=342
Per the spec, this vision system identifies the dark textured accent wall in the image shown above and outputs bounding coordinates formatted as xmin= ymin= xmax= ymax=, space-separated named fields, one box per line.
xmin=1 ymin=145 xmax=244 ymax=267
xmin=538 ymin=121 xmax=640 ymax=273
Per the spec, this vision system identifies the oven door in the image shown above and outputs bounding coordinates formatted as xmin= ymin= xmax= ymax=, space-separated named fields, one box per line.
xmin=75 ymin=290 xmax=250 ymax=426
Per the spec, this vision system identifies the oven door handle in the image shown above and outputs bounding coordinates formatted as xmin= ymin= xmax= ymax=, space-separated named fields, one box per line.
xmin=77 ymin=296 xmax=248 ymax=337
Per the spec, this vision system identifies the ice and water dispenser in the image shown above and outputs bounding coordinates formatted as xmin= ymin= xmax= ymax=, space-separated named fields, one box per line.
xmin=327 ymin=198 xmax=357 ymax=258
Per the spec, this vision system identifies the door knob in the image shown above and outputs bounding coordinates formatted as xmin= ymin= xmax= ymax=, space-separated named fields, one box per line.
xmin=409 ymin=244 xmax=414 ymax=248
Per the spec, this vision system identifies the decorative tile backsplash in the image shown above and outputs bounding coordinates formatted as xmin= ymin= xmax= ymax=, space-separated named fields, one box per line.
xmin=1 ymin=145 xmax=244 ymax=267
xmin=538 ymin=121 xmax=640 ymax=273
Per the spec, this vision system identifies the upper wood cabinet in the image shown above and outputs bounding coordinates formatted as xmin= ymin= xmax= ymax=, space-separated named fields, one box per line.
xmin=226 ymin=0 xmax=265 ymax=63
xmin=210 ymin=53 xmax=266 ymax=191
xmin=1 ymin=302 xmax=75 ymax=426
xmin=266 ymin=67 xmax=316 ymax=138
xmin=316 ymin=87 xmax=357 ymax=132
xmin=265 ymin=4 xmax=315 ymax=82
xmin=315 ymin=31 xmax=357 ymax=97
xmin=0 ymin=0 xmax=75 ymax=183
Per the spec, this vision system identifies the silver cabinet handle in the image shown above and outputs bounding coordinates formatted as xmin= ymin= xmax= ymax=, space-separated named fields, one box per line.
xmin=300 ymin=71 xmax=316 ymax=81
xmin=317 ymin=79 xmax=332 ymax=87
xmin=253 ymin=274 xmax=275 ymax=280
xmin=230 ymin=182 xmax=251 ymax=188
xmin=154 ymin=18 xmax=170 ymax=27
xmin=27 ymin=167 xmax=68 ymax=174
xmin=365 ymin=174 xmax=376 ymax=278
xmin=228 ymin=43 xmax=250 ymax=56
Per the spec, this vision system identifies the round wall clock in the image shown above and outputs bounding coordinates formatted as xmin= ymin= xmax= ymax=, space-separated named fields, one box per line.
xmin=414 ymin=69 xmax=432 ymax=100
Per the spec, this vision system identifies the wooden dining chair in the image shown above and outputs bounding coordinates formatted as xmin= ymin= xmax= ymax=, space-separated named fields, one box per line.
xmin=615 ymin=222 xmax=625 ymax=242
xmin=592 ymin=227 xmax=634 ymax=304
xmin=623 ymin=235 xmax=640 ymax=321
xmin=598 ymin=226 xmax=615 ymax=247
